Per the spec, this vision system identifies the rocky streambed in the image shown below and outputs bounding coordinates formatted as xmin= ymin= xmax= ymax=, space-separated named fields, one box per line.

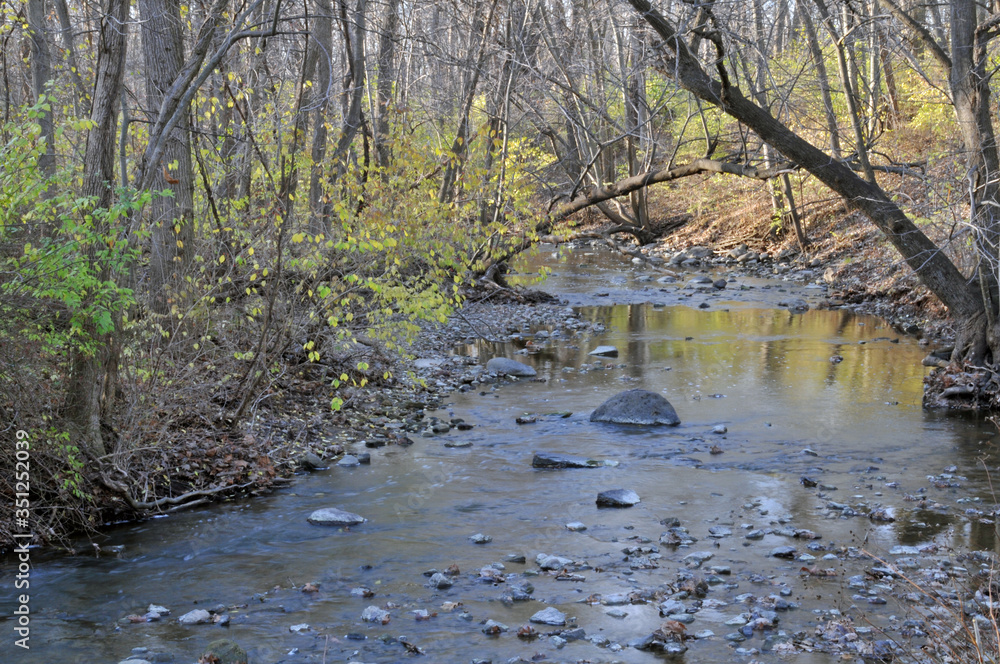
xmin=4 ymin=244 xmax=999 ymax=664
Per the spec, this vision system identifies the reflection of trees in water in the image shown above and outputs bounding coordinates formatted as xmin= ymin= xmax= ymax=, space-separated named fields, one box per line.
xmin=462 ymin=303 xmax=926 ymax=403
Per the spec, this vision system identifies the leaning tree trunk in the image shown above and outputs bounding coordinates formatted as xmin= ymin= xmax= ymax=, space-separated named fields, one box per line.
xmin=625 ymin=0 xmax=985 ymax=350
xmin=64 ymin=0 xmax=131 ymax=459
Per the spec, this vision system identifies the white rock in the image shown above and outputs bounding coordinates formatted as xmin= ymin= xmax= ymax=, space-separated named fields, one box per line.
xmin=177 ymin=609 xmax=211 ymax=625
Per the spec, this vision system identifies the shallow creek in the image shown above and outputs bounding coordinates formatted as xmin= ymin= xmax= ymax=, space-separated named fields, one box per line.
xmin=5 ymin=246 xmax=1000 ymax=664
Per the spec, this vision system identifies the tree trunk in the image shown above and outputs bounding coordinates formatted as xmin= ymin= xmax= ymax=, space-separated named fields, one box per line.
xmin=139 ymin=0 xmax=195 ymax=314
xmin=307 ymin=0 xmax=335 ymax=233
xmin=27 ymin=0 xmax=55 ymax=183
xmin=52 ymin=0 xmax=90 ymax=111
xmin=438 ymin=0 xmax=499 ymax=204
xmin=374 ymin=0 xmax=399 ymax=169
xmin=64 ymin=0 xmax=131 ymax=459
xmin=950 ymin=0 xmax=1000 ymax=347
xmin=800 ymin=8 xmax=841 ymax=158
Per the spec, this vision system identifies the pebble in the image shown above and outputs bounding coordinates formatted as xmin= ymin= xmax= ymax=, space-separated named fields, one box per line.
xmin=565 ymin=521 xmax=587 ymax=531
xmin=469 ymin=533 xmax=492 ymax=544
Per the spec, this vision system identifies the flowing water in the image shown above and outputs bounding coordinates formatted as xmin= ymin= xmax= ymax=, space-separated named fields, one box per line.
xmin=5 ymin=246 xmax=1000 ymax=664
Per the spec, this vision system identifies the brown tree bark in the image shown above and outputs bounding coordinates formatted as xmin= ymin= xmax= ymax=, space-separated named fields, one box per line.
xmin=139 ymin=0 xmax=195 ymax=314
xmin=64 ymin=0 xmax=131 ymax=459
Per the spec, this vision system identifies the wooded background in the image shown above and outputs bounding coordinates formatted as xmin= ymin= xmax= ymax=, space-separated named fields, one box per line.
xmin=2 ymin=0 xmax=998 ymax=542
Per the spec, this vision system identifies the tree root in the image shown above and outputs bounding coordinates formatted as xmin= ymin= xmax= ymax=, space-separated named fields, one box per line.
xmin=99 ymin=474 xmax=255 ymax=513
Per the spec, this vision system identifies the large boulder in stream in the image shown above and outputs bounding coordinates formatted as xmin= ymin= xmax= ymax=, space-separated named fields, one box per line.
xmin=486 ymin=357 xmax=537 ymax=377
xmin=590 ymin=389 xmax=680 ymax=426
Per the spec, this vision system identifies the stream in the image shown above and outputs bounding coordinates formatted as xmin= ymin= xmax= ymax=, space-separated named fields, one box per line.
xmin=5 ymin=245 xmax=1000 ymax=664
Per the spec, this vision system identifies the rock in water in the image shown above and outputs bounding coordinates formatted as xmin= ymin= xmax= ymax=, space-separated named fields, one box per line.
xmin=178 ymin=609 xmax=212 ymax=625
xmin=590 ymin=389 xmax=680 ymax=426
xmin=361 ymin=605 xmax=390 ymax=623
xmin=530 ymin=607 xmax=567 ymax=625
xmin=201 ymin=639 xmax=248 ymax=664
xmin=307 ymin=507 xmax=367 ymax=526
xmin=588 ymin=345 xmax=619 ymax=357
xmin=532 ymin=452 xmax=599 ymax=469
xmin=596 ymin=489 xmax=641 ymax=507
xmin=486 ymin=357 xmax=537 ymax=377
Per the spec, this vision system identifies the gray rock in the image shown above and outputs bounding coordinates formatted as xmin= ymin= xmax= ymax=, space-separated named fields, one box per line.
xmin=530 ymin=607 xmax=567 ymax=626
xmin=683 ymin=551 xmax=715 ymax=567
xmin=537 ymin=554 xmax=574 ymax=570
xmin=178 ymin=609 xmax=212 ymax=625
xmin=307 ymin=507 xmax=367 ymax=526
xmin=588 ymin=345 xmax=619 ymax=357
xmin=338 ymin=455 xmax=361 ymax=467
xmin=299 ymin=452 xmax=325 ymax=470
xmin=361 ymin=605 xmax=390 ymax=623
xmin=711 ymin=424 xmax=728 ymax=434
xmin=470 ymin=533 xmax=493 ymax=544
xmin=532 ymin=452 xmax=600 ymax=469
xmin=771 ymin=546 xmax=797 ymax=559
xmin=565 ymin=521 xmax=587 ymax=532
xmin=485 ymin=357 xmax=536 ymax=377
xmin=482 ymin=619 xmax=509 ymax=634
xmin=596 ymin=488 xmax=640 ymax=507
xmin=429 ymin=572 xmax=453 ymax=589
xmin=659 ymin=599 xmax=687 ymax=616
xmin=590 ymin=389 xmax=680 ymax=426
